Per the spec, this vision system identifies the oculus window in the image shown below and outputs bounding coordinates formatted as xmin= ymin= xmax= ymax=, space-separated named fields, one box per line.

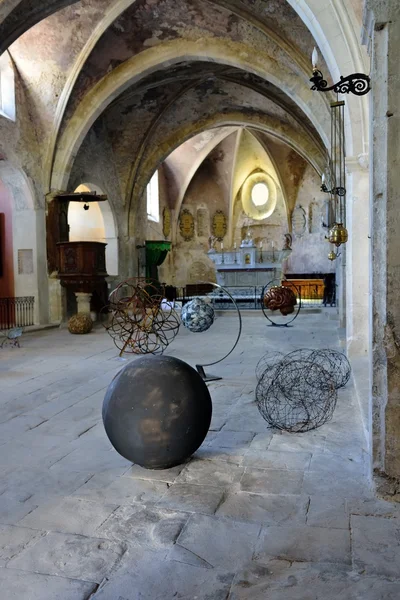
xmin=241 ymin=171 xmax=277 ymax=220
xmin=251 ymin=182 xmax=269 ymax=207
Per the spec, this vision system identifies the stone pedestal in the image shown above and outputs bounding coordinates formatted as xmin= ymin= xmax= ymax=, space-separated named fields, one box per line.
xmin=75 ymin=292 xmax=92 ymax=315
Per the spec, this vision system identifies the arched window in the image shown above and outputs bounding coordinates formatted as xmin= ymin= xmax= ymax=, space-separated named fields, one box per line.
xmin=147 ymin=171 xmax=159 ymax=222
xmin=0 ymin=52 xmax=15 ymax=121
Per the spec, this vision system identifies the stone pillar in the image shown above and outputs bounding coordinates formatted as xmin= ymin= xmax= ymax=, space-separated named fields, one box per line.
xmin=346 ymin=156 xmax=370 ymax=357
xmin=337 ymin=248 xmax=346 ymax=329
xmin=364 ymin=2 xmax=400 ymax=478
xmin=75 ymin=292 xmax=92 ymax=315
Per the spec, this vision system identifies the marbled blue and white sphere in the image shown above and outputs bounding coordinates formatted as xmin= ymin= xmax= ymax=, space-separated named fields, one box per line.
xmin=181 ymin=298 xmax=215 ymax=333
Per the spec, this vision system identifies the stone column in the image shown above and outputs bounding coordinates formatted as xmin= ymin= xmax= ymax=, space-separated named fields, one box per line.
xmin=337 ymin=248 xmax=346 ymax=329
xmin=364 ymin=1 xmax=400 ymax=478
xmin=75 ymin=292 xmax=92 ymax=315
xmin=346 ymin=156 xmax=370 ymax=357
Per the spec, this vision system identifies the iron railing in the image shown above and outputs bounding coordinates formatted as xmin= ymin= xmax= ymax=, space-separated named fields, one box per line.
xmin=176 ymin=283 xmax=331 ymax=309
xmin=0 ymin=297 xmax=35 ymax=329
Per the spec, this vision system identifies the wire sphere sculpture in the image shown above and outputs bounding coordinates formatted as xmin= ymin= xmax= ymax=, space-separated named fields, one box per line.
xmin=261 ymin=279 xmax=301 ymax=327
xmin=259 ymin=348 xmax=351 ymax=390
xmin=311 ymin=349 xmax=351 ymax=389
xmin=102 ymin=279 xmax=180 ymax=356
xmin=256 ymin=358 xmax=337 ymax=433
xmin=255 ymin=350 xmax=284 ymax=381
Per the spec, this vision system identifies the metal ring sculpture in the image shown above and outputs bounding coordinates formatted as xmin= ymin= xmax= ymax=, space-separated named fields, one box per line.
xmin=256 ymin=358 xmax=337 ymax=432
xmin=102 ymin=278 xmax=180 ymax=356
xmin=184 ymin=281 xmax=242 ymax=382
xmin=261 ymin=279 xmax=301 ymax=327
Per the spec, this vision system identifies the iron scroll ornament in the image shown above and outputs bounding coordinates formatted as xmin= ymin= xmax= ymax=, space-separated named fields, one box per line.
xmin=310 ymin=70 xmax=371 ymax=96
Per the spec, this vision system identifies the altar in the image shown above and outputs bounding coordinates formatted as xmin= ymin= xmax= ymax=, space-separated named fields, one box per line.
xmin=208 ymin=245 xmax=283 ymax=287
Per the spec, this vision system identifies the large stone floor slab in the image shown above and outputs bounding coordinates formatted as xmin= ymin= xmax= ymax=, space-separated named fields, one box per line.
xmin=351 ymin=514 xmax=400 ymax=578
xmin=7 ymin=531 xmax=126 ymax=583
xmin=230 ymin=560 xmax=400 ymax=599
xmin=0 ymin=313 xmax=398 ymax=598
xmin=93 ymin=548 xmax=234 ymax=600
xmin=254 ymin=524 xmax=351 ymax=564
xmin=0 ymin=569 xmax=96 ymax=600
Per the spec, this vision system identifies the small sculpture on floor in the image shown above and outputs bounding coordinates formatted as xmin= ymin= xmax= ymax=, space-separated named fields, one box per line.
xmin=256 ymin=358 xmax=337 ymax=432
xmin=102 ymin=278 xmax=180 ymax=356
xmin=263 ymin=285 xmax=297 ymax=315
xmin=68 ymin=313 xmax=93 ymax=335
xmin=103 ymin=355 xmax=212 ymax=469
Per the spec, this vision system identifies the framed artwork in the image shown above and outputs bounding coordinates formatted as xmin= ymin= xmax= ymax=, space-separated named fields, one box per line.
xmin=179 ymin=209 xmax=194 ymax=241
xmin=212 ymin=210 xmax=227 ymax=241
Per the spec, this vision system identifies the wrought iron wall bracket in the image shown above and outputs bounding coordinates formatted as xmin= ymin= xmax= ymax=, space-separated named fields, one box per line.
xmin=310 ymin=70 xmax=371 ymax=96
xmin=321 ymin=183 xmax=346 ymax=197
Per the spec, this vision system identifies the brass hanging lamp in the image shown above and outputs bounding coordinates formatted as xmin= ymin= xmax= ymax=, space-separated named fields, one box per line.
xmin=328 ymin=250 xmax=338 ymax=261
xmin=328 ymin=222 xmax=348 ymax=247
xmin=320 ymin=99 xmax=348 ymax=248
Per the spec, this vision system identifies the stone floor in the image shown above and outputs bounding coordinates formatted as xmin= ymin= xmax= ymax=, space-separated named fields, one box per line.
xmin=1 ymin=312 xmax=400 ymax=599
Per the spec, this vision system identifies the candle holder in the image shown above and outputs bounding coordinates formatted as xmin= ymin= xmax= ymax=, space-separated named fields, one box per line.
xmin=234 ymin=251 xmax=237 ymax=264
xmin=259 ymin=249 xmax=264 ymax=263
xmin=221 ymin=249 xmax=225 ymax=264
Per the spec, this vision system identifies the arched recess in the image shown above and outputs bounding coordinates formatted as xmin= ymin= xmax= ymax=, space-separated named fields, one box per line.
xmin=126 ymin=112 xmax=325 ymax=237
xmin=0 ymin=161 xmax=48 ymax=324
xmin=68 ymin=182 xmax=119 ymax=276
xmin=51 ymin=37 xmax=331 ymax=192
xmin=163 ymin=127 xmax=240 ymax=223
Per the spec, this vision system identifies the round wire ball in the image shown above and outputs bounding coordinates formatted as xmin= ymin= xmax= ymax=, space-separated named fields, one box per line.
xmin=255 ymin=350 xmax=284 ymax=381
xmin=310 ymin=349 xmax=351 ymax=389
xmin=256 ymin=359 xmax=337 ymax=433
xmin=102 ymin=279 xmax=180 ymax=355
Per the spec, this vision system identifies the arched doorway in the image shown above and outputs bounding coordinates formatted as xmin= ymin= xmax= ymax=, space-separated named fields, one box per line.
xmin=67 ymin=183 xmax=118 ymax=276
xmin=0 ymin=162 xmax=47 ymax=327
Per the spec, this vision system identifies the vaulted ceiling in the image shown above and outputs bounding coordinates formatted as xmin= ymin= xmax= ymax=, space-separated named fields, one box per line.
xmin=0 ymin=0 xmax=365 ymax=226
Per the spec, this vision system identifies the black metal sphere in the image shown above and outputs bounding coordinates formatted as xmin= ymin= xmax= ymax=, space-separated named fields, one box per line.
xmin=102 ymin=355 xmax=212 ymax=469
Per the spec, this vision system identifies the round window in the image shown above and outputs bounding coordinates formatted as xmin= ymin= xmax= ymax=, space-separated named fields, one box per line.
xmin=251 ymin=182 xmax=269 ymax=207
xmin=241 ymin=171 xmax=277 ymax=221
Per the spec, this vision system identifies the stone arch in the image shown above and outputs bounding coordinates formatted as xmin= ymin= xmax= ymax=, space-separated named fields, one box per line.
xmin=43 ymin=0 xmax=137 ymax=190
xmin=51 ymin=37 xmax=330 ymax=192
xmin=0 ymin=161 xmax=48 ymax=324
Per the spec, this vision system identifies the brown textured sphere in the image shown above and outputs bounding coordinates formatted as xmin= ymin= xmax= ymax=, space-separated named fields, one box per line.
xmin=263 ymin=286 xmax=297 ymax=315
xmin=68 ymin=313 xmax=93 ymax=334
